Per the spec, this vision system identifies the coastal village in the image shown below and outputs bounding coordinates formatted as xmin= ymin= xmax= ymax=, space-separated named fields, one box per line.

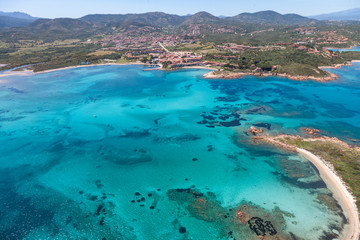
xmin=96 ymin=24 xmax=350 ymax=76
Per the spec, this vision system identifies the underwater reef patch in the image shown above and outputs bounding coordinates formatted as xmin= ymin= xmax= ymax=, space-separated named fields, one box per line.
xmin=167 ymin=187 xmax=297 ymax=239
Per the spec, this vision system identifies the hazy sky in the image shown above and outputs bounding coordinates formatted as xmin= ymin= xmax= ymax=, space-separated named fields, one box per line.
xmin=0 ymin=0 xmax=359 ymax=18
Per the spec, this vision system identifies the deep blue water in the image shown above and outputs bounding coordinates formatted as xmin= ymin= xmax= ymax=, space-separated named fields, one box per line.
xmin=0 ymin=64 xmax=359 ymax=239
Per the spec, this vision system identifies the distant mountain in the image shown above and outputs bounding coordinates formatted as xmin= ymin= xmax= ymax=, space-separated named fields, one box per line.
xmin=0 ymin=18 xmax=96 ymax=40
xmin=0 ymin=10 xmax=330 ymax=41
xmin=182 ymin=11 xmax=221 ymax=25
xmin=27 ymin=18 xmax=95 ymax=36
xmin=311 ymin=8 xmax=360 ymax=21
xmin=0 ymin=11 xmax=38 ymax=28
xmin=0 ymin=15 xmax=35 ymax=28
xmin=0 ymin=11 xmax=37 ymax=21
xmin=229 ymin=10 xmax=315 ymax=25
xmin=80 ymin=12 xmax=185 ymax=27
xmin=124 ymin=12 xmax=185 ymax=27
xmin=0 ymin=10 xmax=318 ymax=31
xmin=79 ymin=14 xmax=126 ymax=25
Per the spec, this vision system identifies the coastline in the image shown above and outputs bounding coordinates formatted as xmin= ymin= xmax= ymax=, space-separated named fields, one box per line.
xmin=298 ymin=149 xmax=359 ymax=240
xmin=203 ymin=70 xmax=339 ymax=82
xmin=0 ymin=62 xmax=215 ymax=78
xmin=0 ymin=62 xmax=147 ymax=78
xmin=257 ymin=135 xmax=360 ymax=240
xmin=203 ymin=60 xmax=360 ymax=82
xmin=37 ymin=62 xmax=147 ymax=74
xmin=181 ymin=66 xmax=217 ymax=71
xmin=319 ymin=60 xmax=360 ymax=70
xmin=1 ymin=59 xmax=359 ymax=83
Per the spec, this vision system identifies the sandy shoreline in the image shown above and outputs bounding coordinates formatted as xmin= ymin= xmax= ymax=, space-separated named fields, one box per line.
xmin=38 ymin=62 xmax=146 ymax=74
xmin=297 ymin=149 xmax=359 ymax=240
xmin=0 ymin=62 xmax=216 ymax=78
xmin=0 ymin=62 xmax=147 ymax=78
xmin=1 ymin=60 xmax=359 ymax=82
xmin=257 ymin=135 xmax=360 ymax=240
xmin=319 ymin=60 xmax=360 ymax=70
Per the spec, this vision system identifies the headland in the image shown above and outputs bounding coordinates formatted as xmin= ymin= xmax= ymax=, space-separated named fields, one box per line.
xmin=252 ymin=132 xmax=360 ymax=240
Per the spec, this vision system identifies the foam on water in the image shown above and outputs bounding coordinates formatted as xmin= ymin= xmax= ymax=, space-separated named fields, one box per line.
xmin=1 ymin=64 xmax=360 ymax=239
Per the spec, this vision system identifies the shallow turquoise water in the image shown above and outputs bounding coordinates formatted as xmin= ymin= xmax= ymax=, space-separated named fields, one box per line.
xmin=0 ymin=64 xmax=360 ymax=239
xmin=327 ymin=46 xmax=360 ymax=52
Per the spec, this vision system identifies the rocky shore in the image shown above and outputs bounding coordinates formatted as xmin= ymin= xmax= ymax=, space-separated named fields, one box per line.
xmin=203 ymin=70 xmax=338 ymax=82
xmin=202 ymin=60 xmax=360 ymax=82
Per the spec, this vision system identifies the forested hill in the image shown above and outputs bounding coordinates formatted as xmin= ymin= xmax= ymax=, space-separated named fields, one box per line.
xmin=0 ymin=10 xmax=321 ymax=40
xmin=0 ymin=11 xmax=38 ymax=28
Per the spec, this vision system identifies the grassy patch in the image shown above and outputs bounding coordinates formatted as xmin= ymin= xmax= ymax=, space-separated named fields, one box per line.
xmin=279 ymin=63 xmax=327 ymax=77
xmin=88 ymin=50 xmax=116 ymax=56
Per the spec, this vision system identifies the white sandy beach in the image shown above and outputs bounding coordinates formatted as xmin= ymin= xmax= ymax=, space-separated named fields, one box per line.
xmin=37 ymin=62 xmax=147 ymax=74
xmin=0 ymin=62 xmax=147 ymax=78
xmin=1 ymin=59 xmax=359 ymax=81
xmin=0 ymin=62 xmax=219 ymax=79
xmin=319 ymin=60 xmax=360 ymax=70
xmin=260 ymin=133 xmax=360 ymax=240
xmin=256 ymin=135 xmax=359 ymax=239
xmin=297 ymin=149 xmax=359 ymax=240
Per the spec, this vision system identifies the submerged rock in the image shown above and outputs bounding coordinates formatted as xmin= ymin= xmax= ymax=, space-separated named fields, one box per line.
xmin=221 ymin=119 xmax=241 ymax=127
xmin=245 ymin=106 xmax=268 ymax=114
xmin=236 ymin=210 xmax=247 ymax=224
xmin=167 ymin=187 xmax=292 ymax=239
xmin=253 ymin=123 xmax=271 ymax=130
xmin=179 ymin=226 xmax=186 ymax=234
xmin=248 ymin=217 xmax=277 ymax=236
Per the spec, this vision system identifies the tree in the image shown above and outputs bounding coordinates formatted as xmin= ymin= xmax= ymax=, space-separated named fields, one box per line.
xmin=258 ymin=62 xmax=272 ymax=71
xmin=140 ymin=57 xmax=148 ymax=63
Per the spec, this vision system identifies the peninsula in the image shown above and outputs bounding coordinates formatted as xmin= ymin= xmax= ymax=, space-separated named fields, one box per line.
xmin=252 ymin=131 xmax=360 ymax=240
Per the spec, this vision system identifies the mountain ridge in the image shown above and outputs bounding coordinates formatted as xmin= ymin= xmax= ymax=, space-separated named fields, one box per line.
xmin=0 ymin=10 xmax=341 ymax=40
xmin=80 ymin=12 xmax=185 ymax=27
xmin=0 ymin=11 xmax=38 ymax=28
xmin=0 ymin=15 xmax=36 ymax=28
xmin=0 ymin=11 xmax=38 ymax=20
xmin=311 ymin=8 xmax=360 ymax=21
xmin=229 ymin=10 xmax=316 ymax=25
xmin=181 ymin=11 xmax=221 ymax=25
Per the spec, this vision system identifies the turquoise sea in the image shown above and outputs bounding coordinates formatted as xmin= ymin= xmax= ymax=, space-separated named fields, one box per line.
xmin=0 ymin=63 xmax=360 ymax=239
xmin=327 ymin=46 xmax=360 ymax=52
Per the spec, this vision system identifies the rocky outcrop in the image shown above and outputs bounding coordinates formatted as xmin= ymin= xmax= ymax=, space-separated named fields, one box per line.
xmin=203 ymin=70 xmax=338 ymax=82
xmin=236 ymin=210 xmax=247 ymax=224
xmin=248 ymin=126 xmax=263 ymax=135
xmin=301 ymin=127 xmax=320 ymax=135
